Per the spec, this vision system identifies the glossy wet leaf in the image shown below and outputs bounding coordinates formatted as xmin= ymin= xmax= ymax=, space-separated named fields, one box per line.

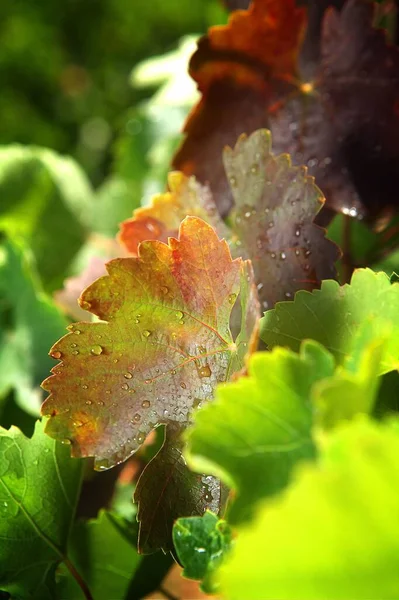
xmin=261 ymin=268 xmax=399 ymax=374
xmin=56 ymin=510 xmax=142 ymax=600
xmin=0 ymin=239 xmax=67 ymax=416
xmin=0 ymin=146 xmax=94 ymax=289
xmin=0 ymin=420 xmax=83 ymax=599
xmin=173 ymin=510 xmax=232 ymax=594
xmin=186 ymin=341 xmax=334 ymax=522
xmin=225 ymin=129 xmax=339 ymax=309
xmin=121 ymin=130 xmax=339 ymax=309
xmin=42 ymin=217 xmax=259 ymax=551
xmin=221 ymin=417 xmax=399 ymax=600
xmin=174 ymin=0 xmax=399 ymax=222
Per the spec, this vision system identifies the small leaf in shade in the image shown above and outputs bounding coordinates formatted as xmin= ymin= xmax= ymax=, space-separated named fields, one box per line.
xmin=135 ymin=432 xmax=224 ymax=553
xmin=42 ymin=217 xmax=259 ymax=552
xmin=119 ymin=171 xmax=227 ymax=255
xmin=220 ymin=417 xmax=399 ymax=600
xmin=173 ymin=510 xmax=232 ymax=594
xmin=0 ymin=238 xmax=67 ymax=416
xmin=261 ymin=268 xmax=399 ymax=374
xmin=185 ymin=341 xmax=334 ymax=523
xmin=225 ymin=129 xmax=340 ymax=309
xmin=0 ymin=420 xmax=83 ymax=599
xmin=174 ymin=0 xmax=399 ymax=221
xmin=56 ymin=510 xmax=142 ymax=600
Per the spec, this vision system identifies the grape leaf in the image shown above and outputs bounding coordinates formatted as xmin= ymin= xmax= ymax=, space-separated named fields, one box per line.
xmin=121 ymin=130 xmax=339 ymax=310
xmin=173 ymin=0 xmax=399 ymax=221
xmin=119 ymin=171 xmax=227 ymax=255
xmin=185 ymin=341 xmax=334 ymax=523
xmin=0 ymin=420 xmax=84 ymax=600
xmin=220 ymin=417 xmax=399 ymax=600
xmin=0 ymin=238 xmax=67 ymax=416
xmin=57 ymin=510 xmax=142 ymax=600
xmin=41 ymin=217 xmax=259 ymax=551
xmin=261 ymin=268 xmax=399 ymax=374
xmin=173 ymin=510 xmax=232 ymax=594
xmin=224 ymin=129 xmax=339 ymax=309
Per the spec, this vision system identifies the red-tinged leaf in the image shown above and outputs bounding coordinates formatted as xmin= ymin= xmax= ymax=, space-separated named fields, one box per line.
xmin=174 ymin=0 xmax=399 ymax=222
xmin=134 ymin=431 xmax=224 ymax=553
xmin=119 ymin=172 xmax=228 ymax=255
xmin=173 ymin=0 xmax=306 ymax=217
xmin=121 ymin=129 xmax=339 ymax=310
xmin=41 ymin=217 xmax=259 ymax=551
xmin=225 ymin=129 xmax=340 ymax=309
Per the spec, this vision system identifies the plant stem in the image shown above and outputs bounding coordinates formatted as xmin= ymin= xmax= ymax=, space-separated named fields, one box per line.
xmin=63 ymin=557 xmax=94 ymax=600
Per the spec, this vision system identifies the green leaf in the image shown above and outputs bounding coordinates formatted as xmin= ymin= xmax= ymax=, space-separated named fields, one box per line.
xmin=57 ymin=510 xmax=141 ymax=600
xmin=312 ymin=321 xmax=387 ymax=429
xmin=0 ymin=146 xmax=94 ymax=289
xmin=220 ymin=417 xmax=399 ymax=600
xmin=0 ymin=419 xmax=83 ymax=599
xmin=173 ymin=510 xmax=232 ymax=594
xmin=0 ymin=238 xmax=67 ymax=416
xmin=185 ymin=341 xmax=334 ymax=522
xmin=261 ymin=269 xmax=399 ymax=374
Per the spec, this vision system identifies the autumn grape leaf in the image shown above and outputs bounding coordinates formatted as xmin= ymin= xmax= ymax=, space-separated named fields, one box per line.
xmin=220 ymin=417 xmax=399 ymax=600
xmin=224 ymin=129 xmax=339 ymax=309
xmin=121 ymin=130 xmax=339 ymax=310
xmin=173 ymin=0 xmax=399 ymax=221
xmin=41 ymin=217 xmax=259 ymax=552
xmin=0 ymin=420 xmax=84 ymax=600
xmin=261 ymin=268 xmax=399 ymax=374
xmin=119 ymin=171 xmax=228 ymax=255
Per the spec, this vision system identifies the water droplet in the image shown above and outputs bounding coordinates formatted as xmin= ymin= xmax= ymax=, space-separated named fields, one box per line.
xmin=280 ymin=252 xmax=287 ymax=260
xmin=229 ymin=175 xmax=237 ymax=188
xmin=142 ymin=400 xmax=150 ymax=408
xmin=175 ymin=311 xmax=184 ymax=320
xmin=268 ymin=221 xmax=274 ymax=228
xmin=121 ymin=383 xmax=129 ymax=391
xmin=91 ymin=345 xmax=103 ymax=356
xmin=82 ymin=384 xmax=88 ymax=390
xmin=270 ymin=252 xmax=276 ymax=259
xmin=198 ymin=346 xmax=206 ymax=354
xmin=97 ymin=401 xmax=105 ymax=406
xmin=244 ymin=211 xmax=251 ymax=218
xmin=51 ymin=350 xmax=62 ymax=359
xmin=180 ymin=382 xmax=187 ymax=389
xmin=113 ymin=358 xmax=119 ymax=363
xmin=135 ymin=318 xmax=140 ymax=324
xmin=295 ymin=249 xmax=300 ymax=256
xmin=74 ymin=329 xmax=81 ymax=335
xmin=250 ymin=163 xmax=259 ymax=174
xmin=105 ymin=389 xmax=111 ymax=394
xmin=228 ymin=293 xmax=237 ymax=305
xmin=70 ymin=343 xmax=77 ymax=348
xmin=85 ymin=400 xmax=92 ymax=405
xmin=257 ymin=283 xmax=264 ymax=292
xmin=160 ymin=286 xmax=169 ymax=294
xmin=304 ymin=249 xmax=311 ymax=257
xmin=199 ymin=365 xmax=212 ymax=378
xmin=124 ymin=372 xmax=133 ymax=379
xmin=133 ymin=414 xmax=141 ymax=423
xmin=285 ymin=292 xmax=293 ymax=299
xmin=163 ymin=409 xmax=169 ymax=417
xmin=73 ymin=420 xmax=83 ymax=427
xmin=204 ymin=492 xmax=213 ymax=502
xmin=295 ymin=229 xmax=300 ymax=237
xmin=72 ymin=350 xmax=79 ymax=356
xmin=143 ymin=330 xmax=151 ymax=338
xmin=137 ymin=432 xmax=146 ymax=444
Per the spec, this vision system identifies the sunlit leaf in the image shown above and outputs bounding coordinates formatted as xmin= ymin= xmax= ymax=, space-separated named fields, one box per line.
xmin=42 ymin=217 xmax=259 ymax=551
xmin=186 ymin=341 xmax=333 ymax=522
xmin=0 ymin=420 xmax=83 ymax=599
xmin=261 ymin=268 xmax=399 ymax=374
xmin=221 ymin=417 xmax=399 ymax=600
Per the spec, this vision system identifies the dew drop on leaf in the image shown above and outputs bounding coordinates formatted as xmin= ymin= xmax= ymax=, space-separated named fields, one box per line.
xmin=199 ymin=364 xmax=212 ymax=378
xmin=91 ymin=345 xmax=103 ymax=356
xmin=133 ymin=414 xmax=141 ymax=423
xmin=229 ymin=293 xmax=237 ymax=304
xmin=124 ymin=372 xmax=133 ymax=379
xmin=72 ymin=350 xmax=79 ymax=356
xmin=180 ymin=382 xmax=187 ymax=389
xmin=175 ymin=311 xmax=184 ymax=320
xmin=143 ymin=330 xmax=151 ymax=338
xmin=137 ymin=432 xmax=146 ymax=444
xmin=121 ymin=383 xmax=129 ymax=391
xmin=142 ymin=400 xmax=150 ymax=408
xmin=51 ymin=351 xmax=62 ymax=359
